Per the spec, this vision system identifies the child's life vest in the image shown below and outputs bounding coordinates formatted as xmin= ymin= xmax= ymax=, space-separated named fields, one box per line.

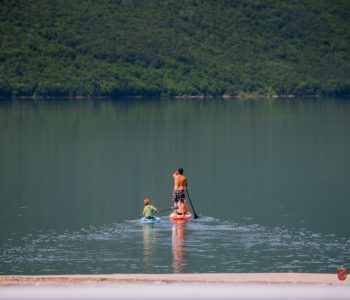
xmin=143 ymin=204 xmax=158 ymax=218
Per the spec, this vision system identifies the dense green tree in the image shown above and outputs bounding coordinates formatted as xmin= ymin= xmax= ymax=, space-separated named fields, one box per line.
xmin=0 ymin=0 xmax=350 ymax=97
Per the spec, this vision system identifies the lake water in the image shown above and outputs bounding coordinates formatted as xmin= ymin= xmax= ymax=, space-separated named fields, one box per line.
xmin=0 ymin=97 xmax=349 ymax=274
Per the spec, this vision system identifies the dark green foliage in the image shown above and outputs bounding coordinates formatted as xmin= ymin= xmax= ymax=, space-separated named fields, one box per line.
xmin=1 ymin=0 xmax=350 ymax=97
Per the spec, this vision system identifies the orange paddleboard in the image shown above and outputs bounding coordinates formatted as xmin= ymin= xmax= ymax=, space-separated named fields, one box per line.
xmin=169 ymin=210 xmax=192 ymax=222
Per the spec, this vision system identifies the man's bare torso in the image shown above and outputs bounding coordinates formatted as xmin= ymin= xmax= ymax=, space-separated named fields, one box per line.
xmin=174 ymin=174 xmax=187 ymax=190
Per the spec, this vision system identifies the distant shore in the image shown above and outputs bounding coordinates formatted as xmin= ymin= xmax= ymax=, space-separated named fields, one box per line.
xmin=0 ymin=94 xmax=332 ymax=101
xmin=0 ymin=273 xmax=348 ymax=286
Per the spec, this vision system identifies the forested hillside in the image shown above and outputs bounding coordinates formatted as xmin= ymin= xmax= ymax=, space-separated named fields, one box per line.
xmin=1 ymin=0 xmax=350 ymax=97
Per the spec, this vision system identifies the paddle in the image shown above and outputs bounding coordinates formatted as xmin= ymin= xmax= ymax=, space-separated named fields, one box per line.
xmin=157 ymin=207 xmax=176 ymax=213
xmin=139 ymin=207 xmax=175 ymax=218
xmin=186 ymin=189 xmax=199 ymax=219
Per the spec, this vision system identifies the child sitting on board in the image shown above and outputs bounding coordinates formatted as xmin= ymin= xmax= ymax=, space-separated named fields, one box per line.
xmin=176 ymin=201 xmax=188 ymax=215
xmin=143 ymin=199 xmax=158 ymax=219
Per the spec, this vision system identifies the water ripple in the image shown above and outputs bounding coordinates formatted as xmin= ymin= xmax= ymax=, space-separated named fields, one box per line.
xmin=0 ymin=217 xmax=348 ymax=274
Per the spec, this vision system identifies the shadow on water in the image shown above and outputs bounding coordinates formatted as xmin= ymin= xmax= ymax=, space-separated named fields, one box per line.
xmin=0 ymin=216 xmax=349 ymax=275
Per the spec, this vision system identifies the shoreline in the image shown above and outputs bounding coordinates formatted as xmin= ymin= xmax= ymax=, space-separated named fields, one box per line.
xmin=0 ymin=94 xmax=337 ymax=101
xmin=0 ymin=273 xmax=348 ymax=286
xmin=1 ymin=274 xmax=349 ymax=300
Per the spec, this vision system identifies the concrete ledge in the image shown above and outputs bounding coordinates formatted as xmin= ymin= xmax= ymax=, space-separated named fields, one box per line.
xmin=0 ymin=273 xmax=348 ymax=286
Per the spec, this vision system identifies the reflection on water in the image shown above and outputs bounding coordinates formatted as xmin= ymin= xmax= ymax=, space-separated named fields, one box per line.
xmin=142 ymin=224 xmax=157 ymax=271
xmin=1 ymin=98 xmax=349 ymax=239
xmin=172 ymin=222 xmax=187 ymax=273
xmin=1 ymin=98 xmax=350 ymax=275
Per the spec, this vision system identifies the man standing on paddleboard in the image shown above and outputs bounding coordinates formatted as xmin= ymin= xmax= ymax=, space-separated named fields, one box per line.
xmin=172 ymin=168 xmax=187 ymax=207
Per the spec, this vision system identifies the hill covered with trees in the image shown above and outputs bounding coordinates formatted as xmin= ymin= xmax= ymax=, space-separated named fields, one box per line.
xmin=1 ymin=0 xmax=350 ymax=97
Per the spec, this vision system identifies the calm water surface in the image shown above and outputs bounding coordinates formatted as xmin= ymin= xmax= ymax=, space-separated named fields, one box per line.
xmin=0 ymin=97 xmax=349 ymax=274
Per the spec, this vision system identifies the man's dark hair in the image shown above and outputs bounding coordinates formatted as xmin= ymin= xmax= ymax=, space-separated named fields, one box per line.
xmin=178 ymin=168 xmax=184 ymax=175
